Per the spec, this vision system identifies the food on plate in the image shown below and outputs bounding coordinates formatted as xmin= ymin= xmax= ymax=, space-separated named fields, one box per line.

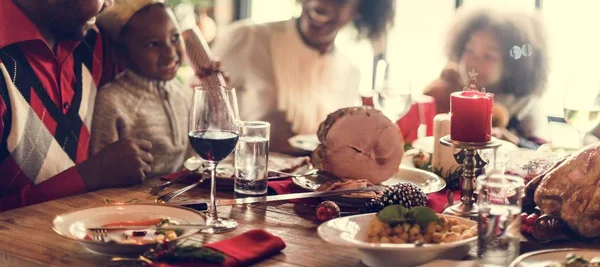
xmin=366 ymin=205 xmax=476 ymax=244
xmin=316 ymin=175 xmax=379 ymax=198
xmin=524 ymin=143 xmax=600 ymax=238
xmin=311 ymin=107 xmax=405 ymax=185
xmin=88 ymin=218 xmax=183 ymax=244
xmin=543 ymin=253 xmax=600 ymax=267
xmin=361 ymin=183 xmax=427 ymax=213
xmin=102 ymin=218 xmax=163 ymax=227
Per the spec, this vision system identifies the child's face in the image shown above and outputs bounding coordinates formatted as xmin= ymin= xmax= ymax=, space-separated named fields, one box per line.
xmin=122 ymin=5 xmax=183 ymax=81
xmin=459 ymin=29 xmax=504 ymax=90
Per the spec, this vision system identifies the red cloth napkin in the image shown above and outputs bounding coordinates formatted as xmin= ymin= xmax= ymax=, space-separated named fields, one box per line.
xmin=427 ymin=189 xmax=461 ymax=213
xmin=267 ymin=178 xmax=319 ymax=205
xmin=149 ymin=230 xmax=286 ymax=267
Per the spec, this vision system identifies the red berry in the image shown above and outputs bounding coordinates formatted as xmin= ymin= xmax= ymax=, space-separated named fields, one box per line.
xmin=520 ymin=224 xmax=529 ymax=234
xmin=525 ymin=214 xmax=538 ymax=225
xmin=520 ymin=213 xmax=528 ymax=223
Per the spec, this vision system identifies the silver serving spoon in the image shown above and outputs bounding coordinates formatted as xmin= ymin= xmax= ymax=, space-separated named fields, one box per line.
xmin=148 ymin=157 xmax=204 ymax=195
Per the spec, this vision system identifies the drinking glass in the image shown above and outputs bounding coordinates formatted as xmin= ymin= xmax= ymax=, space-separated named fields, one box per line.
xmin=234 ymin=121 xmax=270 ymax=196
xmin=189 ymin=86 xmax=240 ymax=233
xmin=563 ymin=81 xmax=600 ymax=149
xmin=372 ymin=85 xmax=413 ymax=122
xmin=476 ymin=174 xmax=524 ymax=266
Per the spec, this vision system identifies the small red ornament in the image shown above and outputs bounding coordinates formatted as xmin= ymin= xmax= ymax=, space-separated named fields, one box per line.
xmin=316 ymin=201 xmax=341 ymax=222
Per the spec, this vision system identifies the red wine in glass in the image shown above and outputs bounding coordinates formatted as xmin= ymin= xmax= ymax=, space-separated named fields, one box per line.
xmin=189 ymin=130 xmax=239 ymax=162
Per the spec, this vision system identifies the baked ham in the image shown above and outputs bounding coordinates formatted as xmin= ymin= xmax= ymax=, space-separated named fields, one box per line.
xmin=311 ymin=107 xmax=405 ymax=185
xmin=524 ymin=143 xmax=600 ymax=238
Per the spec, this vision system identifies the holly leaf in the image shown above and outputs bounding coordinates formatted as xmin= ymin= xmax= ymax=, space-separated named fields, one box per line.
xmin=407 ymin=206 xmax=441 ymax=229
xmin=376 ymin=205 xmax=411 ymax=224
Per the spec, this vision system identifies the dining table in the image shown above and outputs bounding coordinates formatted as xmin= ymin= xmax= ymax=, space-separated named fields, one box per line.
xmin=1 ymin=174 xmax=599 ymax=267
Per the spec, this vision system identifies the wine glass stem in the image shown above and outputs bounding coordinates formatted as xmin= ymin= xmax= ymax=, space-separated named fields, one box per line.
xmin=206 ymin=161 xmax=219 ymax=221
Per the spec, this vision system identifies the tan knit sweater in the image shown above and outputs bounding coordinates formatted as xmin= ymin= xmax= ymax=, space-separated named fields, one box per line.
xmin=91 ymin=70 xmax=194 ymax=177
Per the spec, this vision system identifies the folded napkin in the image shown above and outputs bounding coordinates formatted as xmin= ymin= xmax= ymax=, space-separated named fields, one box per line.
xmin=149 ymin=230 xmax=286 ymax=267
xmin=427 ymin=189 xmax=461 ymax=213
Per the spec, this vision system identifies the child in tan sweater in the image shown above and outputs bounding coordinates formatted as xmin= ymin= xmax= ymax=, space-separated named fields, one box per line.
xmin=92 ymin=0 xmax=193 ymax=177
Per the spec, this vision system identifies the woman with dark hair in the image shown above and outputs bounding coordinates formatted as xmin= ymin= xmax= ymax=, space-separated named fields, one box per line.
xmin=425 ymin=7 xmax=549 ymax=149
xmin=212 ymin=0 xmax=395 ymax=154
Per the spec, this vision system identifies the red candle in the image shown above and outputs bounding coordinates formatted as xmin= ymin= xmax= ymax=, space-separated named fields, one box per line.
xmin=450 ymin=69 xmax=494 ymax=142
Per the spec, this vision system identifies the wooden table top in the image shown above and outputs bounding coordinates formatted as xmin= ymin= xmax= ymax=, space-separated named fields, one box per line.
xmin=0 ymin=178 xmax=366 ymax=267
xmin=1 ymin=178 xmax=598 ymax=267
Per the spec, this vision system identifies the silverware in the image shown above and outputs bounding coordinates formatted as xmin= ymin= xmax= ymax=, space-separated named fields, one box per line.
xmin=267 ymin=168 xmax=318 ymax=180
xmin=172 ymin=185 xmax=386 ymax=210
xmin=149 ymin=159 xmax=204 ymax=195
xmin=149 ymin=172 xmax=193 ymax=195
xmin=156 ymin=173 xmax=209 ymax=203
xmin=92 ymin=229 xmax=107 ymax=242
xmin=89 ymin=224 xmax=213 ymax=231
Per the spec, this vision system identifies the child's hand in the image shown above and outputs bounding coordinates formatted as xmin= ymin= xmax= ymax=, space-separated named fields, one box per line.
xmin=77 ymin=138 xmax=154 ymax=190
xmin=196 ymin=60 xmax=230 ymax=83
xmin=491 ymin=127 xmax=520 ymax=145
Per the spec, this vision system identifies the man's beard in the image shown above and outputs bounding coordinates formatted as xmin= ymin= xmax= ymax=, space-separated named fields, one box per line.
xmin=51 ymin=25 xmax=88 ymax=41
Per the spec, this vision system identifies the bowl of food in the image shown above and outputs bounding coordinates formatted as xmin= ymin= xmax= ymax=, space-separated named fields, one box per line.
xmin=52 ymin=204 xmax=206 ymax=255
xmin=317 ymin=205 xmax=477 ymax=267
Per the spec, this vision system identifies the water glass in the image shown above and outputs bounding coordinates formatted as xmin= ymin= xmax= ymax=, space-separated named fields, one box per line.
xmin=476 ymin=174 xmax=524 ymax=267
xmin=234 ymin=121 xmax=270 ymax=195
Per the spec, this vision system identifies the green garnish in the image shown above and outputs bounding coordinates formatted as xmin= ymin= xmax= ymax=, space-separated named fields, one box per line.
xmin=407 ymin=206 xmax=441 ymax=229
xmin=144 ymin=245 xmax=226 ymax=264
xmin=377 ymin=205 xmax=410 ymax=224
xmin=376 ymin=205 xmax=441 ymax=228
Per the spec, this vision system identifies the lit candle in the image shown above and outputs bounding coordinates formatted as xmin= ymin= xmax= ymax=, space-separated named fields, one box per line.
xmin=450 ymin=69 xmax=494 ymax=142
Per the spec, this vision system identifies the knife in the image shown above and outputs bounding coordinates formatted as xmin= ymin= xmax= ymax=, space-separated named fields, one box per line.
xmin=171 ymin=185 xmax=385 ymax=211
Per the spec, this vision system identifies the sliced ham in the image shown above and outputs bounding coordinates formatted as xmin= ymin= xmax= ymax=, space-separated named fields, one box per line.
xmin=311 ymin=107 xmax=405 ymax=184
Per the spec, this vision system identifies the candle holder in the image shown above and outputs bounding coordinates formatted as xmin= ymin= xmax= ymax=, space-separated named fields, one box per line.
xmin=439 ymin=135 xmax=502 ymax=218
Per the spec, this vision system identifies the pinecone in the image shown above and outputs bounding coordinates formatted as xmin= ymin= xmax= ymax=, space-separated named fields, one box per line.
xmin=360 ymin=182 xmax=427 ymax=213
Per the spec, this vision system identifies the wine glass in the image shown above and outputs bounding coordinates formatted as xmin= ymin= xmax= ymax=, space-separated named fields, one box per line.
xmin=563 ymin=81 xmax=600 ymax=149
xmin=189 ymin=86 xmax=240 ymax=233
xmin=372 ymin=84 xmax=413 ymax=122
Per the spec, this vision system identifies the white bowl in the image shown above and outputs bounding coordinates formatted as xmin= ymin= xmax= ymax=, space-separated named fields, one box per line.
xmin=318 ymin=213 xmax=477 ymax=267
xmin=52 ymin=204 xmax=206 ymax=256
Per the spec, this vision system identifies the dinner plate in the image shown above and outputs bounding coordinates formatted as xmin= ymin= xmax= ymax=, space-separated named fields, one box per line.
xmin=288 ymin=134 xmax=320 ymax=152
xmin=509 ymin=248 xmax=600 ymax=267
xmin=318 ymin=213 xmax=477 ymax=267
xmin=411 ymin=136 xmax=520 ymax=154
xmin=52 ymin=204 xmax=206 ymax=256
xmin=293 ymin=166 xmax=446 ymax=206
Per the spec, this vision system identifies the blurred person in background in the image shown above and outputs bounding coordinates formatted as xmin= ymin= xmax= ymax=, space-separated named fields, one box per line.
xmin=424 ymin=7 xmax=549 ymax=149
xmin=212 ymin=0 xmax=396 ymax=154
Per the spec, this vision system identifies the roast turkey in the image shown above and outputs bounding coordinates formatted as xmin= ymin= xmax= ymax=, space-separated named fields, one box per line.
xmin=524 ymin=143 xmax=600 ymax=238
xmin=311 ymin=107 xmax=405 ymax=185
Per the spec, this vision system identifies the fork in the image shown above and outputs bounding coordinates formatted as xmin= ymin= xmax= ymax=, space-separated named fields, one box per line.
xmin=91 ymin=229 xmax=107 ymax=242
xmin=156 ymin=174 xmax=210 ymax=203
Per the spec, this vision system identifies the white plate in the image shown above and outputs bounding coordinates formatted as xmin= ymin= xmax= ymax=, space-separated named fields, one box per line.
xmin=288 ymin=134 xmax=320 ymax=152
xmin=412 ymin=136 xmax=519 ymax=154
xmin=318 ymin=213 xmax=477 ymax=267
xmin=52 ymin=204 xmax=206 ymax=256
xmin=293 ymin=166 xmax=445 ymax=194
xmin=510 ymin=248 xmax=600 ymax=267
xmin=293 ymin=166 xmax=445 ymax=207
